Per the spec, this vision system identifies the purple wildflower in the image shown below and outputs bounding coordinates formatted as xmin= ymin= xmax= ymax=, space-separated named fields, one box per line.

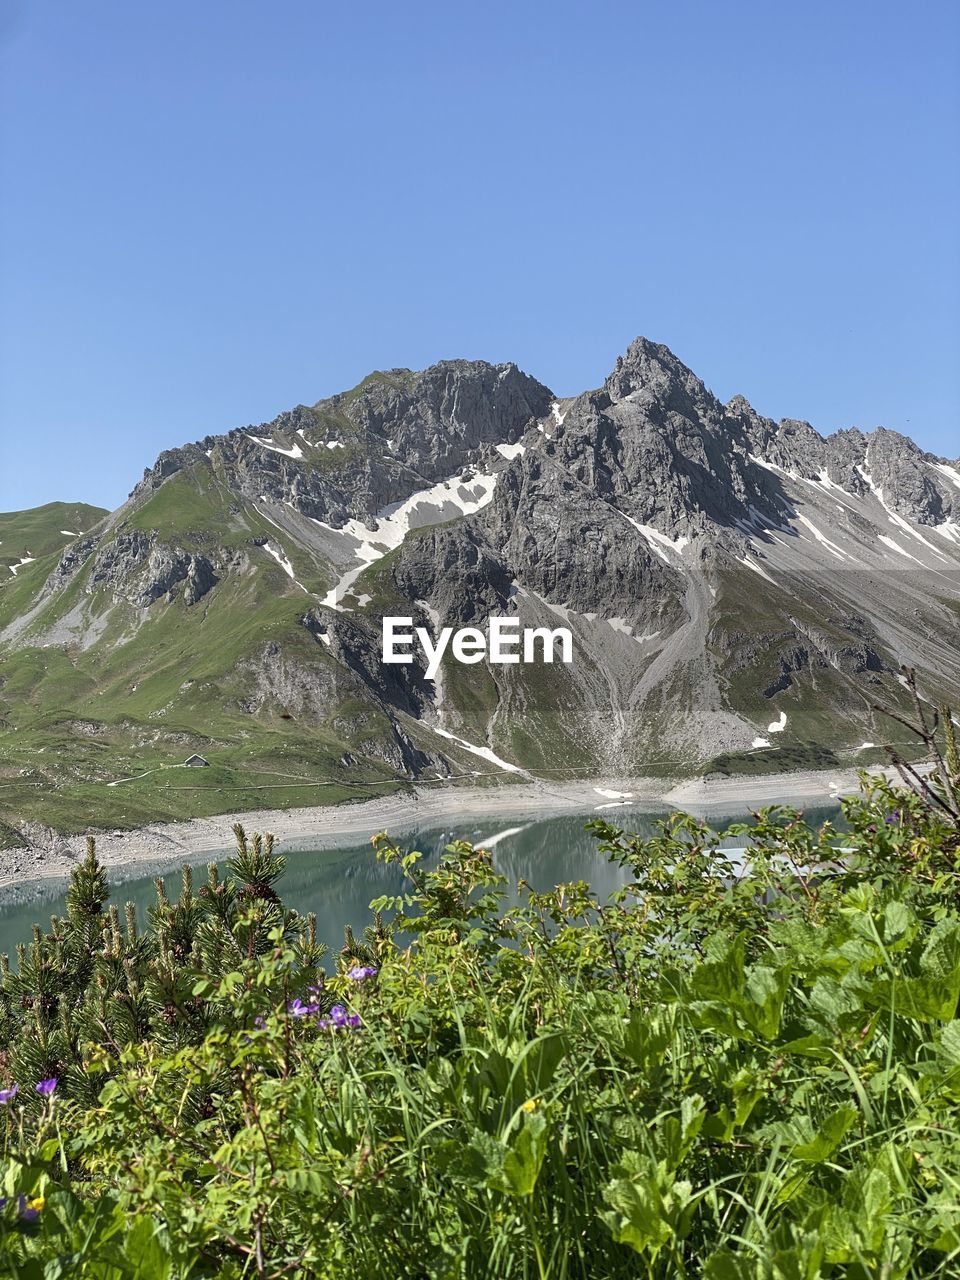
xmin=330 ymin=1004 xmax=348 ymax=1027
xmin=317 ymin=1005 xmax=361 ymax=1031
xmin=35 ymin=1078 xmax=57 ymax=1098
xmin=0 ymin=1085 xmax=18 ymax=1105
xmin=884 ymin=810 xmax=900 ymax=825
xmin=253 ymin=1015 xmax=266 ymax=1029
xmin=288 ymin=997 xmax=321 ymax=1018
xmin=347 ymin=965 xmax=378 ymax=981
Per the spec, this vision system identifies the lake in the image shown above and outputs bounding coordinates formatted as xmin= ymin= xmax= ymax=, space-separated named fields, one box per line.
xmin=0 ymin=804 xmax=842 ymax=960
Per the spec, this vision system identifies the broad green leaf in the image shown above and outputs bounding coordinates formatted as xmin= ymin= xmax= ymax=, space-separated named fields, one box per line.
xmin=742 ymin=963 xmax=791 ymax=1039
xmin=496 ymin=1110 xmax=548 ymax=1197
xmin=937 ymin=1020 xmax=960 ymax=1069
xmin=691 ymin=934 xmax=746 ymax=1004
xmin=790 ymin=1105 xmax=858 ymax=1162
xmin=704 ymin=1250 xmax=758 ymax=1279
xmin=882 ymin=899 xmax=914 ymax=942
xmin=619 ymin=1010 xmax=673 ymax=1072
xmin=659 ymin=1094 xmax=705 ymax=1169
xmin=920 ymin=917 xmax=960 ymax=980
xmin=601 ymin=1175 xmax=671 ymax=1255
xmin=123 ymin=1215 xmax=173 ymax=1280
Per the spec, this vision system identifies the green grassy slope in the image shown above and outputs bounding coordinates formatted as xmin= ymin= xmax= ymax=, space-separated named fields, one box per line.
xmin=0 ymin=481 xmax=408 ymax=834
xmin=0 ymin=502 xmax=108 ymax=578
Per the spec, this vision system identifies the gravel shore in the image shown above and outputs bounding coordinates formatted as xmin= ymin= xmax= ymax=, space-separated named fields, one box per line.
xmin=0 ymin=765 xmax=894 ymax=907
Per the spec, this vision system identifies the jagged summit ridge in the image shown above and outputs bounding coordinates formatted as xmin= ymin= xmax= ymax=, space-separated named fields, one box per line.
xmin=128 ymin=336 xmax=958 ymax=536
xmin=133 ymin=358 xmax=552 ymax=530
xmin=603 ymin=335 xmax=715 ymax=407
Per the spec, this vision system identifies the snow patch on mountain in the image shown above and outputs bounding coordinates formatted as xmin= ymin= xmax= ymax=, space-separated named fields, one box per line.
xmin=262 ymin=542 xmax=307 ymax=592
xmin=878 ymin=535 xmax=924 ymax=565
xmin=738 ymin=555 xmax=776 ymax=584
xmin=247 ymin=435 xmax=304 ymax=460
xmin=749 ymin=453 xmax=802 ymax=481
xmin=795 ymin=514 xmax=848 ymax=560
xmin=433 ymin=725 xmax=525 ymax=775
xmin=619 ymin=511 xmax=689 ymax=563
xmin=317 ymin=471 xmax=499 ymax=609
xmin=933 ymin=462 xmax=960 ymax=491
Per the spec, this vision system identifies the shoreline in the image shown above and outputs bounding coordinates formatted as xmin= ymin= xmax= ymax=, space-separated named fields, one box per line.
xmin=0 ymin=764 xmax=893 ymax=908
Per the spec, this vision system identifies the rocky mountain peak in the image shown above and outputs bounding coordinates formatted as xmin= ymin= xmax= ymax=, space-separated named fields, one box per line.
xmin=725 ymin=393 xmax=757 ymax=417
xmin=328 ymin=357 xmax=552 ymax=449
xmin=603 ymin=336 xmax=714 ymax=410
xmin=861 ymin=426 xmax=954 ymax=525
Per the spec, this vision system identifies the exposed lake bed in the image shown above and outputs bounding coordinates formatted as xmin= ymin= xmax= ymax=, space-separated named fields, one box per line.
xmin=0 ymin=761 xmax=885 ymax=921
xmin=0 ymin=762 xmax=885 ymax=906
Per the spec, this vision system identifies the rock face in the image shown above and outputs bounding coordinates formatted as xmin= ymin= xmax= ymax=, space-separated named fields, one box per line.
xmin=299 ymin=609 xmax=434 ymax=720
xmin=134 ymin=361 xmax=553 ymax=530
xmin=389 ymin=524 xmax=515 ymax=628
xmin=3 ymin=338 xmax=959 ymax=788
xmin=52 ymin=535 xmax=101 ymax=585
xmin=88 ymin=533 xmax=218 ymax=608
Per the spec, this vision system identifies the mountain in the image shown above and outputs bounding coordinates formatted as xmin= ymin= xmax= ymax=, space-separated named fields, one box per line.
xmin=1 ymin=340 xmax=958 ymax=836
xmin=0 ymin=503 xmax=108 ymax=580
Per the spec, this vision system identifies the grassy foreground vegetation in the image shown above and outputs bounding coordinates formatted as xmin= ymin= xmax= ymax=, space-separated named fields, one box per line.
xmin=0 ymin=704 xmax=959 ymax=1276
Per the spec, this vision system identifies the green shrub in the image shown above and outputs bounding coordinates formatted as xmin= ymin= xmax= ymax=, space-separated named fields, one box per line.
xmin=0 ymin=757 xmax=959 ymax=1276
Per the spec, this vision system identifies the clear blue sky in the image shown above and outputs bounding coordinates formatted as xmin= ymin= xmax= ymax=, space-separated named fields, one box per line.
xmin=1 ymin=0 xmax=957 ymax=511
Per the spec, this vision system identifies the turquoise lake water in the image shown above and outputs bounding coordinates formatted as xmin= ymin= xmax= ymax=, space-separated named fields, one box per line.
xmin=0 ymin=804 xmax=842 ymax=960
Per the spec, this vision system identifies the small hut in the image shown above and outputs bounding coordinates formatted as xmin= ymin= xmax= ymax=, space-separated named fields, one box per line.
xmin=183 ymin=754 xmax=209 ymax=768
